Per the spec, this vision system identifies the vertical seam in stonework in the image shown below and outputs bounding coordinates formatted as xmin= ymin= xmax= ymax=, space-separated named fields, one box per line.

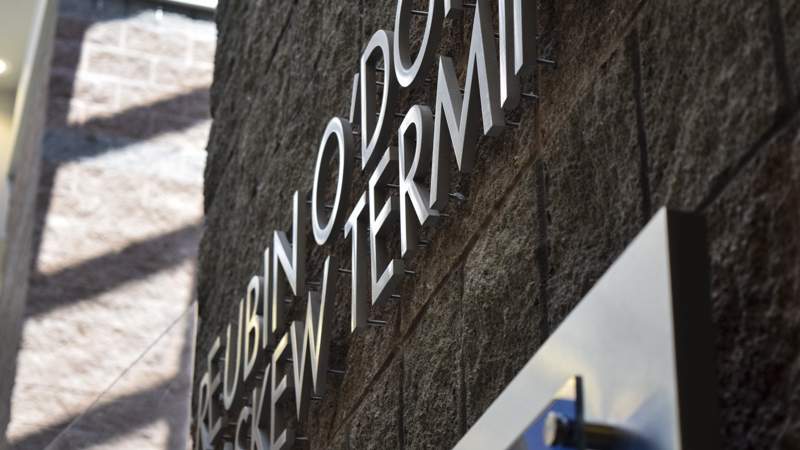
xmin=398 ymin=355 xmax=405 ymax=450
xmin=695 ymin=110 xmax=799 ymax=212
xmin=459 ymin=268 xmax=467 ymax=437
xmin=534 ymin=159 xmax=550 ymax=344
xmin=626 ymin=28 xmax=653 ymax=224
xmin=768 ymin=0 xmax=799 ymax=114
xmin=263 ymin=0 xmax=299 ymax=77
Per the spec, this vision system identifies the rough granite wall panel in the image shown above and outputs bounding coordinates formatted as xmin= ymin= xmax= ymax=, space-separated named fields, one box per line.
xmin=543 ymin=43 xmax=643 ymax=330
xmin=639 ymin=0 xmax=783 ymax=210
xmin=706 ymin=125 xmax=800 ymax=449
xmin=462 ymin=168 xmax=544 ymax=429
xmin=195 ymin=0 xmax=800 ymax=447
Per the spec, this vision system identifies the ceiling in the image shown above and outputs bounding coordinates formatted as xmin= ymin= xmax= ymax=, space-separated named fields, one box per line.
xmin=0 ymin=0 xmax=41 ymax=91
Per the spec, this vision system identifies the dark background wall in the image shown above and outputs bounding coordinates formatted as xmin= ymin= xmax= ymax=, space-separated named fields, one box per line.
xmin=194 ymin=0 xmax=800 ymax=448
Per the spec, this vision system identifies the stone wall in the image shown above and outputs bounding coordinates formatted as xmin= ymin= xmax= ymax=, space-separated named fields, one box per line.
xmin=195 ymin=0 xmax=800 ymax=448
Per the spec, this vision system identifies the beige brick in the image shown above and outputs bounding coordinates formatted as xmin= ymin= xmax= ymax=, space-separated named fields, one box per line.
xmin=72 ymin=77 xmax=117 ymax=105
xmin=150 ymin=115 xmax=211 ymax=148
xmin=82 ymin=106 xmax=151 ymax=140
xmin=46 ymin=97 xmax=83 ymax=130
xmin=125 ymin=26 xmax=190 ymax=59
xmin=87 ymin=49 xmax=152 ymax=80
xmin=117 ymin=84 xmax=184 ymax=115
xmin=191 ymin=39 xmax=216 ymax=64
xmin=182 ymin=88 xmax=210 ymax=120
xmin=84 ymin=21 xmax=123 ymax=47
xmin=48 ymin=71 xmax=75 ymax=99
xmin=51 ymin=39 xmax=83 ymax=70
xmin=154 ymin=60 xmax=213 ymax=88
xmin=55 ymin=16 xmax=91 ymax=42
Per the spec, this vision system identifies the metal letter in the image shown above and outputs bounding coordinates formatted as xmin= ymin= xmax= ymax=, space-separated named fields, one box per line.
xmin=399 ymin=105 xmax=439 ymax=260
xmin=369 ymin=147 xmax=405 ymax=307
xmin=360 ymin=30 xmax=399 ymax=171
xmin=243 ymin=276 xmax=265 ymax=382
xmin=498 ymin=0 xmax=537 ymax=109
xmin=272 ymin=192 xmax=306 ymax=342
xmin=223 ymin=300 xmax=245 ymax=410
xmin=250 ymin=362 xmax=271 ymax=450
xmin=394 ymin=0 xmax=444 ymax=88
xmin=271 ymin=334 xmax=295 ymax=450
xmin=196 ymin=337 xmax=224 ymax=449
xmin=513 ymin=0 xmax=536 ymax=77
xmin=344 ymin=193 xmax=369 ymax=334
xmin=431 ymin=0 xmax=504 ymax=209
xmin=235 ymin=407 xmax=252 ymax=450
xmin=349 ymin=73 xmax=361 ymax=125
xmin=262 ymin=247 xmax=276 ymax=350
xmin=444 ymin=0 xmax=463 ymax=18
xmin=312 ymin=118 xmax=354 ymax=246
xmin=289 ymin=256 xmax=338 ymax=421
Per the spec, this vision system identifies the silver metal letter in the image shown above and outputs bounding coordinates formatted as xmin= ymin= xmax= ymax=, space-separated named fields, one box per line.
xmin=195 ymin=336 xmax=223 ymax=450
xmin=235 ymin=407 xmax=252 ymax=450
xmin=349 ymin=73 xmax=360 ymax=125
xmin=289 ymin=256 xmax=338 ymax=422
xmin=243 ymin=276 xmax=265 ymax=382
xmin=223 ymin=300 xmax=245 ymax=410
xmin=344 ymin=193 xmax=369 ymax=334
xmin=431 ymin=0 xmax=505 ymax=209
xmin=312 ymin=118 xmax=354 ymax=246
xmin=272 ymin=192 xmax=306 ymax=342
xmin=499 ymin=0 xmax=537 ymax=109
xmin=250 ymin=363 xmax=271 ymax=450
xmin=513 ymin=0 xmax=536 ymax=77
xmin=399 ymin=105 xmax=439 ymax=260
xmin=394 ymin=0 xmax=444 ymax=88
xmin=360 ymin=30 xmax=399 ymax=171
xmin=444 ymin=0 xmax=463 ymax=18
xmin=369 ymin=147 xmax=405 ymax=307
xmin=262 ymin=247 xmax=276 ymax=350
xmin=270 ymin=334 xmax=295 ymax=450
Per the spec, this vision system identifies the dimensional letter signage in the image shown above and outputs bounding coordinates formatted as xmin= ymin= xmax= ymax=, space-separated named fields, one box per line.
xmin=192 ymin=1 xmax=718 ymax=449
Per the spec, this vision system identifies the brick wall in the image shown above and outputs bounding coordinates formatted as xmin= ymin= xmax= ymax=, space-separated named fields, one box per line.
xmin=3 ymin=1 xmax=217 ymax=449
xmin=195 ymin=0 xmax=800 ymax=449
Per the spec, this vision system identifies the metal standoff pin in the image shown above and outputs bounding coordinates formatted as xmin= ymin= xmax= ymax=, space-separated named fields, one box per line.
xmin=295 ymin=437 xmax=308 ymax=441
xmin=506 ymin=121 xmax=521 ymax=129
xmin=411 ymin=9 xmax=428 ymax=16
xmin=285 ymin=298 xmax=292 ymax=304
xmin=405 ymin=270 xmax=416 ymax=276
xmin=439 ymin=213 xmax=450 ymax=218
xmin=306 ymin=281 xmax=321 ymax=287
xmin=338 ymin=268 xmax=352 ymax=274
xmin=390 ymin=294 xmax=401 ymax=299
xmin=367 ymin=319 xmax=387 ymax=327
xmin=386 ymin=183 xmax=400 ymax=189
xmin=352 ymin=131 xmax=359 ymax=136
xmin=376 ymin=81 xmax=384 ymax=86
xmin=328 ymin=368 xmax=346 ymax=375
xmin=305 ymin=200 xmax=334 ymax=210
xmin=543 ymin=412 xmax=619 ymax=450
xmin=522 ymin=92 xmax=539 ymax=101
xmin=537 ymin=58 xmax=557 ymax=68
xmin=419 ymin=240 xmax=428 ymax=247
xmin=311 ymin=396 xmax=323 ymax=402
xmin=463 ymin=3 xmax=476 ymax=7
xmin=449 ymin=192 xmax=469 ymax=202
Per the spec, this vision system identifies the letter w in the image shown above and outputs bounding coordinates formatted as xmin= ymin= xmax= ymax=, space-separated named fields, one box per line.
xmin=289 ymin=255 xmax=337 ymax=421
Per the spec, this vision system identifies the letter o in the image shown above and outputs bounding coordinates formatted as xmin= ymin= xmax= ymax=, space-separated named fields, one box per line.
xmin=312 ymin=117 xmax=354 ymax=246
xmin=394 ymin=0 xmax=445 ymax=88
